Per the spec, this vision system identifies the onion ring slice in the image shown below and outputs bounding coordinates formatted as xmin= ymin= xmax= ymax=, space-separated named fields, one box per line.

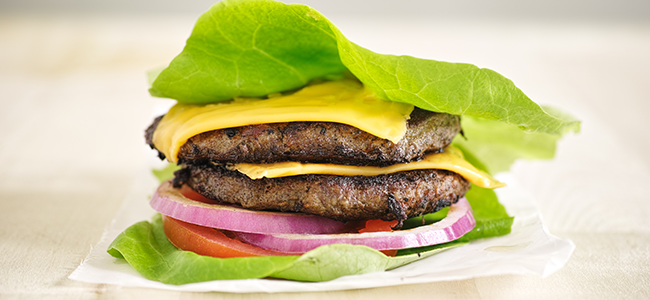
xmin=235 ymin=197 xmax=475 ymax=253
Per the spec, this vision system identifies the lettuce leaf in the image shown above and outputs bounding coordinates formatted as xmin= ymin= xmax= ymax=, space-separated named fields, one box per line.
xmin=108 ymin=214 xmax=462 ymax=284
xmin=150 ymin=0 xmax=579 ymax=136
xmin=108 ymin=215 xmax=298 ymax=284
xmin=152 ymin=163 xmax=180 ymax=183
xmin=452 ymin=112 xmax=571 ymax=174
xmin=459 ymin=185 xmax=514 ymax=241
xmin=149 ymin=0 xmax=346 ymax=103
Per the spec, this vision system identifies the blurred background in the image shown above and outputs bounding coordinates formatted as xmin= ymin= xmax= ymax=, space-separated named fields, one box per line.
xmin=2 ymin=0 xmax=649 ymax=20
xmin=1 ymin=0 xmax=649 ymax=297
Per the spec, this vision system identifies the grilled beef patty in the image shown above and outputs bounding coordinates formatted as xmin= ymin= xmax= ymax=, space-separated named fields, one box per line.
xmin=146 ymin=108 xmax=461 ymax=166
xmin=172 ymin=164 xmax=470 ymax=224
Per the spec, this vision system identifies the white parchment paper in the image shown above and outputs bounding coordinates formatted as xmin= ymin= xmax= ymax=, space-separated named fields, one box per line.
xmin=69 ymin=167 xmax=574 ymax=293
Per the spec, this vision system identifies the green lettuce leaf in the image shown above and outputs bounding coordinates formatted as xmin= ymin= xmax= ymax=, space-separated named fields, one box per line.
xmin=150 ymin=0 xmax=579 ymax=136
xmin=149 ymin=0 xmax=346 ymax=103
xmin=452 ymin=108 xmax=578 ymax=174
xmin=152 ymin=163 xmax=180 ymax=183
xmin=108 ymin=214 xmax=461 ymax=284
xmin=107 ymin=215 xmax=298 ymax=284
xmin=459 ymin=185 xmax=514 ymax=242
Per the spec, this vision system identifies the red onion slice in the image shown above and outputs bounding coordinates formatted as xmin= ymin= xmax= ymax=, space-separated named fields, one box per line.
xmin=150 ymin=181 xmax=350 ymax=234
xmin=235 ymin=197 xmax=475 ymax=252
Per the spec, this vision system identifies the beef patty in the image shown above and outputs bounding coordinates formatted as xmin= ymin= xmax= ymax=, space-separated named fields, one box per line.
xmin=146 ymin=108 xmax=461 ymax=166
xmin=172 ymin=164 xmax=471 ymax=225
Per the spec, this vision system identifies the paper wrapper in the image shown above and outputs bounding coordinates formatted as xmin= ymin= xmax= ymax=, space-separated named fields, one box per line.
xmin=69 ymin=166 xmax=574 ymax=293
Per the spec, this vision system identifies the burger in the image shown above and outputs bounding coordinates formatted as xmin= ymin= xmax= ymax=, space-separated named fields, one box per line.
xmin=108 ymin=0 xmax=579 ymax=284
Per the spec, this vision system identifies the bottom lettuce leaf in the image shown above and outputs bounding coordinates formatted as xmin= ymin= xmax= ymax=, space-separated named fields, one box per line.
xmin=108 ymin=214 xmax=461 ymax=284
xmin=270 ymin=242 xmax=460 ymax=282
xmin=107 ymin=215 xmax=297 ymax=284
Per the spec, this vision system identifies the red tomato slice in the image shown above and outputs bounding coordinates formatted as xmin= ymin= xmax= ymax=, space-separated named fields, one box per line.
xmin=162 ymin=215 xmax=297 ymax=258
xmin=379 ymin=250 xmax=398 ymax=256
xmin=358 ymin=219 xmax=399 ymax=233
xmin=179 ymin=185 xmax=217 ymax=204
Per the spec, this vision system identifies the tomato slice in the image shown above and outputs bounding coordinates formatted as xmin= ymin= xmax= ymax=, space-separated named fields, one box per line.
xmin=358 ymin=219 xmax=399 ymax=233
xmin=162 ymin=215 xmax=297 ymax=258
xmin=179 ymin=185 xmax=217 ymax=204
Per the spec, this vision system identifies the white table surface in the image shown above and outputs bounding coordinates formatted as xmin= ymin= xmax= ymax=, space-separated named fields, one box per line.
xmin=1 ymin=12 xmax=649 ymax=299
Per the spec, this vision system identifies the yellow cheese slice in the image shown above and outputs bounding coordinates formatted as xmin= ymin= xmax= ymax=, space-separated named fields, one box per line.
xmin=153 ymin=80 xmax=414 ymax=163
xmin=232 ymin=145 xmax=505 ymax=189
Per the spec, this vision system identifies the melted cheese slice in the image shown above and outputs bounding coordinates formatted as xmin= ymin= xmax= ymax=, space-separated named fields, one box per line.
xmin=153 ymin=80 xmax=414 ymax=163
xmin=232 ymin=146 xmax=505 ymax=189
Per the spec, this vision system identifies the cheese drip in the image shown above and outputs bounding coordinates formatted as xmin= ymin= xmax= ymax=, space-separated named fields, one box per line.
xmin=232 ymin=146 xmax=505 ymax=189
xmin=153 ymin=80 xmax=414 ymax=163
